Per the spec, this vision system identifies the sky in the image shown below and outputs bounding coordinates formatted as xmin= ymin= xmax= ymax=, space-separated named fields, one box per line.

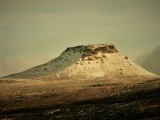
xmin=0 ymin=0 xmax=160 ymax=76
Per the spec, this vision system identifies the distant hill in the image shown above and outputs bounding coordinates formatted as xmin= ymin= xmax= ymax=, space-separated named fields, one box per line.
xmin=136 ymin=45 xmax=160 ymax=75
xmin=6 ymin=44 xmax=157 ymax=79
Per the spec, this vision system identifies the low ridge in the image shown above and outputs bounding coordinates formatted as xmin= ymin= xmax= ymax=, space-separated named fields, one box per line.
xmin=6 ymin=44 xmax=158 ymax=79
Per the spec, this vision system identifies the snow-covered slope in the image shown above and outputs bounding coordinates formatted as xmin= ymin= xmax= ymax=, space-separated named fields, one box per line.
xmin=6 ymin=44 xmax=158 ymax=79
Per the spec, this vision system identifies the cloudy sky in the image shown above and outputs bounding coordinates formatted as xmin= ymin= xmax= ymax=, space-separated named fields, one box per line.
xmin=0 ymin=0 xmax=160 ymax=76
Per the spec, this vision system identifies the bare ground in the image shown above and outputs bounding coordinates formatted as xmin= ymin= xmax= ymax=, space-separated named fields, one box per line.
xmin=0 ymin=76 xmax=160 ymax=120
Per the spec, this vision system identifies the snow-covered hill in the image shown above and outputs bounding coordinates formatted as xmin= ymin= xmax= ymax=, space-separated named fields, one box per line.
xmin=6 ymin=44 xmax=158 ymax=79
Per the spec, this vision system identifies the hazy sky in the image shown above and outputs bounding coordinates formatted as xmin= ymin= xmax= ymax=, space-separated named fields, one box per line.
xmin=0 ymin=0 xmax=160 ymax=76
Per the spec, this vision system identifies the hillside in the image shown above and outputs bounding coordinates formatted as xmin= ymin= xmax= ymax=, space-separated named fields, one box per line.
xmin=1 ymin=44 xmax=159 ymax=119
xmin=6 ymin=44 xmax=157 ymax=79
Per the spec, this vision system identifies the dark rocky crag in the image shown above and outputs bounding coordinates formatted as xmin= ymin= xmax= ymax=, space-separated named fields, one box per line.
xmin=64 ymin=44 xmax=118 ymax=57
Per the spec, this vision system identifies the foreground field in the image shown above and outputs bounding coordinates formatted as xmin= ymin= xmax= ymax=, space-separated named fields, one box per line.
xmin=0 ymin=76 xmax=160 ymax=120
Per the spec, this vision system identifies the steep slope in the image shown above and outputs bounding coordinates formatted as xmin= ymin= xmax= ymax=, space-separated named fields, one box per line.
xmin=6 ymin=44 xmax=158 ymax=79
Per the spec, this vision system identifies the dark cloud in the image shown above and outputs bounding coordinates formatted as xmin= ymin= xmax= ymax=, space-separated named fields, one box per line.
xmin=136 ymin=45 xmax=160 ymax=75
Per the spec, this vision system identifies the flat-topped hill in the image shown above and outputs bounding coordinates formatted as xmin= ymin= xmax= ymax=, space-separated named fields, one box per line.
xmin=5 ymin=44 xmax=158 ymax=79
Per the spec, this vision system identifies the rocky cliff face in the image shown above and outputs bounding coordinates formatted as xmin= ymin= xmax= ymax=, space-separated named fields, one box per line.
xmin=64 ymin=44 xmax=118 ymax=55
xmin=6 ymin=44 xmax=158 ymax=79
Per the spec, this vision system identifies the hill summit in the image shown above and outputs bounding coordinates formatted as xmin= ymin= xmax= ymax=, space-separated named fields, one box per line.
xmin=7 ymin=44 xmax=157 ymax=79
